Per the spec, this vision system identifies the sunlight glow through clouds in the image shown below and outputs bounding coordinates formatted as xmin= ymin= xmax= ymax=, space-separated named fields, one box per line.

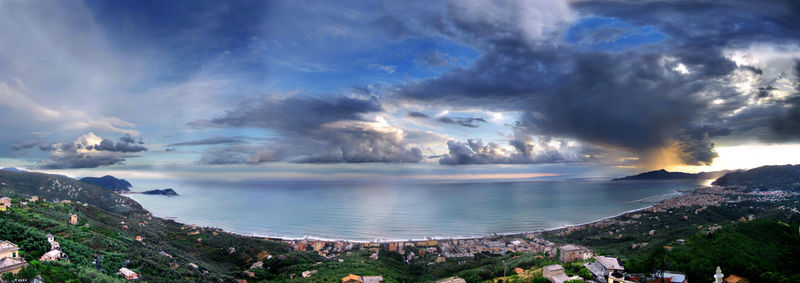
xmin=671 ymin=143 xmax=800 ymax=173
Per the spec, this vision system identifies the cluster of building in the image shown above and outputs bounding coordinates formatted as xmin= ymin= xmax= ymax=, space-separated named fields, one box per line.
xmin=281 ymin=232 xmax=584 ymax=266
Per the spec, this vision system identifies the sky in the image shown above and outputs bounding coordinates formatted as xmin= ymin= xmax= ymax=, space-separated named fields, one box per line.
xmin=1 ymin=0 xmax=799 ymax=181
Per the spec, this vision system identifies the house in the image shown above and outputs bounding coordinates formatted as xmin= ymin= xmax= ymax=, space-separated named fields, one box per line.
xmin=39 ymin=250 xmax=64 ymax=262
xmin=558 ymin=244 xmax=584 ymax=263
xmin=342 ymin=274 xmax=362 ymax=283
xmin=0 ymin=241 xmax=21 ymax=259
xmin=0 ymin=257 xmax=28 ymax=274
xmin=29 ymin=196 xmax=38 ymax=202
xmin=119 ymin=267 xmax=138 ymax=280
xmin=362 ymin=275 xmax=384 ymax=283
xmin=514 ymin=267 xmax=525 ymax=275
xmin=302 ymin=270 xmax=318 ymax=278
xmin=542 ymin=264 xmax=570 ymax=283
xmin=595 ymin=256 xmax=625 ymax=275
xmin=0 ymin=205 xmax=6 ymax=212
xmin=725 ymin=274 xmax=749 ymax=283
xmin=0 ymin=197 xmax=10 ymax=207
xmin=45 ymin=234 xmax=60 ymax=250
xmin=136 ymin=236 xmax=143 ymax=242
xmin=69 ymin=214 xmax=78 ymax=225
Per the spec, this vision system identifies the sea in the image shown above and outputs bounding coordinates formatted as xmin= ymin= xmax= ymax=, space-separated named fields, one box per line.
xmin=127 ymin=178 xmax=708 ymax=241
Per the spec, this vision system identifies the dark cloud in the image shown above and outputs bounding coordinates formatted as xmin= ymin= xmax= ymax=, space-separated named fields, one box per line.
xmin=38 ymin=152 xmax=125 ymax=169
xmin=194 ymin=96 xmax=381 ymax=131
xmin=769 ymin=60 xmax=800 ymax=140
xmin=195 ymin=96 xmax=424 ymax=164
xmin=387 ymin=0 xmax=800 ymax=166
xmin=407 ymin=111 xmax=487 ymax=128
xmin=438 ymin=136 xmax=598 ymax=165
xmin=86 ymin=134 xmax=147 ymax=153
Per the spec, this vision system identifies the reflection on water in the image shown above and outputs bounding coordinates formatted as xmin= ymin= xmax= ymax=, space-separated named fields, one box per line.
xmin=128 ymin=179 xmax=705 ymax=241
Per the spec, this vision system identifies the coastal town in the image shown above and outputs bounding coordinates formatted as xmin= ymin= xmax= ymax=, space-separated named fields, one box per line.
xmin=262 ymin=182 xmax=798 ymax=282
xmin=0 ymin=166 xmax=798 ymax=282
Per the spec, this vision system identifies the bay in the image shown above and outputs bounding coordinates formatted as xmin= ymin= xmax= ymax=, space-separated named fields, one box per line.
xmin=127 ymin=178 xmax=708 ymax=241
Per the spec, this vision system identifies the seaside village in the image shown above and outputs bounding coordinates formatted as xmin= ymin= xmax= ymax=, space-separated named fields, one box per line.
xmin=275 ymin=232 xmax=751 ymax=283
xmin=279 ymin=185 xmax=767 ymax=283
xmin=281 ymin=235 xmax=739 ymax=283
xmin=0 ymin=184 xmax=786 ymax=282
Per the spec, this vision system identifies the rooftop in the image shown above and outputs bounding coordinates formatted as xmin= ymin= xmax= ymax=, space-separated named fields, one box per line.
xmin=544 ymin=264 xmax=565 ymax=272
xmin=0 ymin=257 xmax=27 ymax=273
xmin=0 ymin=241 xmax=20 ymax=254
xmin=119 ymin=267 xmax=137 ymax=276
xmin=596 ymin=256 xmax=625 ymax=270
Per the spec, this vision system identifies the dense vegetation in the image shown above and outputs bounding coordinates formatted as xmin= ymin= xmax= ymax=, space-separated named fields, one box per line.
xmin=628 ymin=219 xmax=800 ymax=283
xmin=712 ymin=164 xmax=800 ymax=187
xmin=0 ymin=200 xmax=290 ymax=282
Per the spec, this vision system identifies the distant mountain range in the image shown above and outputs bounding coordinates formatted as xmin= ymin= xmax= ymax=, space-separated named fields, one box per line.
xmin=712 ymin=164 xmax=800 ymax=186
xmin=612 ymin=169 xmax=731 ymax=181
xmin=79 ymin=175 xmax=132 ymax=192
xmin=1 ymin=167 xmax=27 ymax=173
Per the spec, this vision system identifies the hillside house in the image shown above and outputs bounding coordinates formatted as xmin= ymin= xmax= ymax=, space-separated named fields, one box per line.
xmin=0 ymin=241 xmax=20 ymax=259
xmin=342 ymin=274 xmax=362 ymax=283
xmin=0 ymin=241 xmax=28 ymax=274
xmin=0 ymin=257 xmax=28 ymax=274
xmin=39 ymin=250 xmax=64 ymax=262
xmin=0 ymin=197 xmax=10 ymax=207
xmin=119 ymin=267 xmax=138 ymax=280
xmin=69 ymin=214 xmax=78 ymax=225
xmin=543 ymin=264 xmax=571 ymax=283
xmin=558 ymin=245 xmax=586 ymax=263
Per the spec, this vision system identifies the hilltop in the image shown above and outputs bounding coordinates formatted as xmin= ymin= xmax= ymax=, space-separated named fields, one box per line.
xmin=0 ymin=170 xmax=143 ymax=215
xmin=612 ymin=169 xmax=730 ymax=181
xmin=0 ymin=167 xmax=27 ymax=173
xmin=712 ymin=164 xmax=800 ymax=187
xmin=79 ymin=175 xmax=132 ymax=192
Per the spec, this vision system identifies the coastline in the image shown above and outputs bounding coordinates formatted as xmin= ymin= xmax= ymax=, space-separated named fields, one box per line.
xmin=133 ymin=185 xmax=701 ymax=245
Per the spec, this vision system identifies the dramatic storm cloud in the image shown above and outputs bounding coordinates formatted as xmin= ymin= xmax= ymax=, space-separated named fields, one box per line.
xmin=193 ymin=96 xmax=424 ymax=164
xmin=385 ymin=0 xmax=800 ymax=166
xmin=2 ymin=0 xmax=799 ymax=173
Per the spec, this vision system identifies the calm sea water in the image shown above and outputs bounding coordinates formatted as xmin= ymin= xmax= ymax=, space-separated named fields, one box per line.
xmin=127 ymin=178 xmax=707 ymax=241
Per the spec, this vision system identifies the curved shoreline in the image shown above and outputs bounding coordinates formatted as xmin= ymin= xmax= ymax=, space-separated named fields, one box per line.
xmin=143 ymin=187 xmax=694 ymax=244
